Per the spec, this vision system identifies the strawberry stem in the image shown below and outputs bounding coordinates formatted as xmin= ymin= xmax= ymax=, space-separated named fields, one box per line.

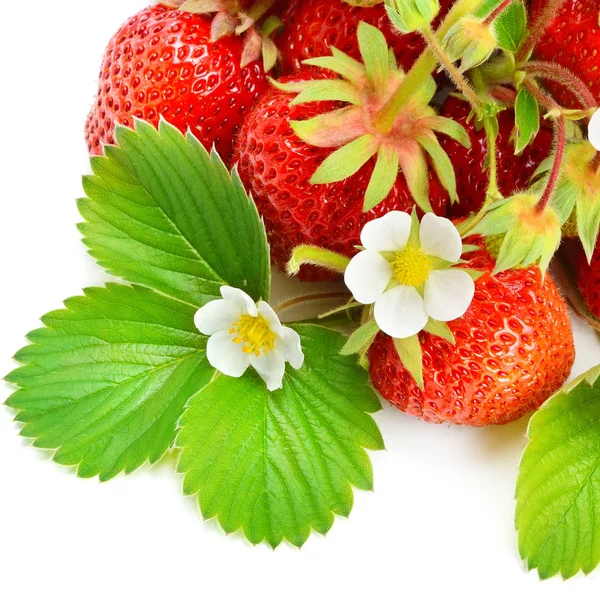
xmin=373 ymin=0 xmax=483 ymax=132
xmin=273 ymin=293 xmax=352 ymax=315
xmin=524 ymin=61 xmax=597 ymax=110
xmin=536 ymin=116 xmax=565 ymax=213
xmin=516 ymin=0 xmax=568 ymax=63
xmin=483 ymin=0 xmax=513 ymax=26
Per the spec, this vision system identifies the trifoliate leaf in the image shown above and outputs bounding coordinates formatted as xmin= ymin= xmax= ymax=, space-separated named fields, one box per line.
xmin=177 ymin=324 xmax=384 ymax=548
xmin=515 ymin=87 xmax=540 ymax=154
xmin=492 ymin=1 xmax=527 ymax=53
xmin=5 ymin=284 xmax=214 ymax=481
xmin=516 ymin=365 xmax=600 ymax=579
xmin=79 ymin=119 xmax=270 ymax=306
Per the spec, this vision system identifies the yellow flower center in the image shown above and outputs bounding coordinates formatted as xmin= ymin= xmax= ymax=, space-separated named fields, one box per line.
xmin=392 ymin=247 xmax=432 ymax=287
xmin=229 ymin=315 xmax=277 ymax=357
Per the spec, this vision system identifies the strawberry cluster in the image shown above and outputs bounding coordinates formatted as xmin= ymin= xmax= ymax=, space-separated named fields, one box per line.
xmin=84 ymin=0 xmax=600 ymax=427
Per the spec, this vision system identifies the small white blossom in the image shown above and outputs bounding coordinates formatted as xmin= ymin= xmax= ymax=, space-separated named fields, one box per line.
xmin=589 ymin=109 xmax=600 ymax=151
xmin=344 ymin=211 xmax=475 ymax=339
xmin=194 ymin=286 xmax=304 ymax=391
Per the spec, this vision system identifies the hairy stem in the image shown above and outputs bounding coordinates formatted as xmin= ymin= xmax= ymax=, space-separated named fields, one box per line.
xmin=524 ymin=61 xmax=597 ymax=110
xmin=516 ymin=0 xmax=568 ymax=63
xmin=374 ymin=0 xmax=483 ymax=132
xmin=483 ymin=0 xmax=514 ymax=25
xmin=536 ymin=116 xmax=566 ymax=213
xmin=274 ymin=293 xmax=352 ymax=315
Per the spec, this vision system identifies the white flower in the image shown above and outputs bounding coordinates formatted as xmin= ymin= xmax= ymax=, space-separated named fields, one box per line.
xmin=344 ymin=211 xmax=475 ymax=339
xmin=589 ymin=109 xmax=600 ymax=151
xmin=194 ymin=286 xmax=304 ymax=391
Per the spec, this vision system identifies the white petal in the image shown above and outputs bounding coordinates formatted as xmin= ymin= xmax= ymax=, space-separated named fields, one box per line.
xmin=194 ymin=299 xmax=240 ymax=336
xmin=251 ymin=351 xmax=287 ymax=392
xmin=374 ymin=285 xmax=428 ymax=339
xmin=257 ymin=301 xmax=285 ymax=337
xmin=207 ymin=330 xmax=251 ymax=378
xmin=360 ymin=211 xmax=413 ymax=252
xmin=344 ymin=250 xmax=393 ymax=305
xmin=424 ymin=269 xmax=475 ymax=322
xmin=590 ymin=109 xmax=600 ymax=151
xmin=220 ymin=286 xmax=258 ymax=317
xmin=277 ymin=327 xmax=305 ymax=370
xmin=419 ymin=213 xmax=463 ymax=263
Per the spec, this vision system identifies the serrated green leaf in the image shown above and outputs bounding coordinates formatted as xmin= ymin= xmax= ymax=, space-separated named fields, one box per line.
xmin=492 ymin=1 xmax=526 ymax=53
xmin=515 ymin=88 xmax=540 ymax=154
xmin=5 ymin=284 xmax=214 ymax=481
xmin=516 ymin=366 xmax=600 ymax=579
xmin=78 ymin=120 xmax=270 ymax=307
xmin=177 ymin=324 xmax=384 ymax=548
xmin=340 ymin=320 xmax=380 ymax=356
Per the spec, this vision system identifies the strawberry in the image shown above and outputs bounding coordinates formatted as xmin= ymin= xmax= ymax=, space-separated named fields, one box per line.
xmin=277 ymin=0 xmax=429 ymax=75
xmin=575 ymin=241 xmax=600 ymax=318
xmin=530 ymin=0 xmax=600 ymax=107
xmin=234 ymin=78 xmax=450 ymax=280
xmin=368 ymin=242 xmax=575 ymax=426
xmin=439 ymin=97 xmax=554 ymax=218
xmin=85 ymin=3 xmax=270 ymax=162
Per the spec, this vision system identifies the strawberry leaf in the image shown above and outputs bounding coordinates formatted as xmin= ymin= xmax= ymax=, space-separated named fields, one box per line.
xmin=492 ymin=0 xmax=527 ymax=53
xmin=516 ymin=365 xmax=600 ymax=579
xmin=515 ymin=87 xmax=540 ymax=154
xmin=79 ymin=119 xmax=270 ymax=306
xmin=5 ymin=284 xmax=214 ymax=481
xmin=177 ymin=324 xmax=384 ymax=548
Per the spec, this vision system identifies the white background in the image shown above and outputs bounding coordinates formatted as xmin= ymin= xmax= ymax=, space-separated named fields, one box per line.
xmin=2 ymin=2 xmax=600 ymax=598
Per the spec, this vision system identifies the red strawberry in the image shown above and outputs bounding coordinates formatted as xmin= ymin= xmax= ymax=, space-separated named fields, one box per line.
xmin=439 ymin=97 xmax=554 ymax=218
xmin=531 ymin=0 xmax=600 ymax=107
xmin=233 ymin=79 xmax=450 ymax=281
xmin=575 ymin=241 xmax=600 ymax=318
xmin=368 ymin=242 xmax=575 ymax=426
xmin=277 ymin=0 xmax=449 ymax=75
xmin=85 ymin=4 xmax=269 ymax=162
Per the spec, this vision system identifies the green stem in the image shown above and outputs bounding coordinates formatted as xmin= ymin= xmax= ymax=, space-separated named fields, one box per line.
xmin=524 ymin=62 xmax=597 ymax=110
xmin=420 ymin=25 xmax=482 ymax=110
xmin=516 ymin=0 xmax=568 ymax=63
xmin=273 ymin=293 xmax=352 ymax=315
xmin=374 ymin=0 xmax=483 ymax=132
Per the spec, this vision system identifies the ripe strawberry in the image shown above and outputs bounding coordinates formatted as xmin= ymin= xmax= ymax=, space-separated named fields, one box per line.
xmin=575 ymin=241 xmax=600 ymax=318
xmin=439 ymin=97 xmax=554 ymax=217
xmin=85 ymin=4 xmax=269 ymax=162
xmin=233 ymin=79 xmax=450 ymax=281
xmin=368 ymin=243 xmax=575 ymax=426
xmin=531 ymin=0 xmax=600 ymax=107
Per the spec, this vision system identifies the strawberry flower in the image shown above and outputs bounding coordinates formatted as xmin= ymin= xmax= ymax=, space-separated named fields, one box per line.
xmin=194 ymin=286 xmax=304 ymax=391
xmin=589 ymin=109 xmax=600 ymax=151
xmin=345 ymin=212 xmax=475 ymax=339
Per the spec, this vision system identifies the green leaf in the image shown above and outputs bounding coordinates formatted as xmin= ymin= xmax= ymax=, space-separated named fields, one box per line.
xmin=177 ymin=324 xmax=384 ymax=548
xmin=364 ymin=145 xmax=400 ymax=212
xmin=358 ymin=21 xmax=390 ymax=92
xmin=79 ymin=120 xmax=270 ymax=307
xmin=492 ymin=1 xmax=527 ymax=53
xmin=5 ymin=284 xmax=214 ymax=481
xmin=423 ymin=319 xmax=455 ymax=344
xmin=515 ymin=88 xmax=540 ymax=154
xmin=340 ymin=320 xmax=380 ymax=356
xmin=393 ymin=335 xmax=424 ymax=389
xmin=516 ymin=365 xmax=600 ymax=579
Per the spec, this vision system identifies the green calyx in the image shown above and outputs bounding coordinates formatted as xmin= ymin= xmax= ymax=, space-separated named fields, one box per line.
xmin=384 ymin=0 xmax=440 ymax=34
xmin=278 ymin=21 xmax=470 ymax=213
xmin=471 ymin=193 xmax=565 ymax=275
xmin=534 ymin=142 xmax=600 ymax=263
xmin=442 ymin=16 xmax=497 ymax=73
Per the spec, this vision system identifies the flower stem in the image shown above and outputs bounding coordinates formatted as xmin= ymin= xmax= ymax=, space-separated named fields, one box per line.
xmin=374 ymin=0 xmax=483 ymax=132
xmin=483 ymin=0 xmax=513 ymax=25
xmin=273 ymin=293 xmax=352 ymax=315
xmin=420 ymin=25 xmax=482 ymax=110
xmin=536 ymin=116 xmax=566 ymax=213
xmin=516 ymin=0 xmax=568 ymax=63
xmin=524 ymin=61 xmax=597 ymax=110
